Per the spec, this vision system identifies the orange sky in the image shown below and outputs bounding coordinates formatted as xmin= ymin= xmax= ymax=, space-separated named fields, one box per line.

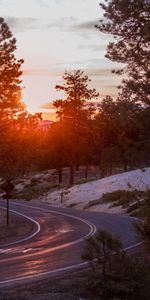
xmin=1 ymin=0 xmax=124 ymax=120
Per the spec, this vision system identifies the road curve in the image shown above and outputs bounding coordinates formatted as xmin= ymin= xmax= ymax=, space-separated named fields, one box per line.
xmin=0 ymin=200 xmax=140 ymax=288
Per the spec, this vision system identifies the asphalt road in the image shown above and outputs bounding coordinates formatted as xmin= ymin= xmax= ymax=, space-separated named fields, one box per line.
xmin=0 ymin=200 xmax=140 ymax=288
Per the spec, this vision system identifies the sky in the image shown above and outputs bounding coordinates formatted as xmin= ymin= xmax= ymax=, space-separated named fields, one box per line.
xmin=1 ymin=0 xmax=123 ymax=120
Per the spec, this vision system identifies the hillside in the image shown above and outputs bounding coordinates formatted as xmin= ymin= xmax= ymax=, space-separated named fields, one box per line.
xmin=38 ymin=168 xmax=150 ymax=214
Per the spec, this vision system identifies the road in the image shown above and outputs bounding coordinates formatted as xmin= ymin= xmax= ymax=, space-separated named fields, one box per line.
xmin=0 ymin=200 xmax=140 ymax=288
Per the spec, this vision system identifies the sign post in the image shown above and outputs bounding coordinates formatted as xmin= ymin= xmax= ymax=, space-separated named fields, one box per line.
xmin=1 ymin=180 xmax=14 ymax=226
xmin=6 ymin=194 xmax=9 ymax=226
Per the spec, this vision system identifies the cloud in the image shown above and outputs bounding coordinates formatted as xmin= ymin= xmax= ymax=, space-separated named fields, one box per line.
xmin=5 ymin=15 xmax=78 ymax=34
xmin=22 ymin=65 xmax=120 ymax=79
xmin=70 ymin=19 xmax=99 ymax=32
xmin=5 ymin=15 xmax=99 ymax=38
xmin=40 ymin=102 xmax=55 ymax=109
xmin=32 ymin=0 xmax=49 ymax=7
xmin=42 ymin=111 xmax=57 ymax=121
xmin=39 ymin=18 xmax=99 ymax=35
xmin=22 ymin=69 xmax=62 ymax=76
xmin=45 ymin=16 xmax=77 ymax=30
xmin=79 ymin=44 xmax=107 ymax=52
xmin=6 ymin=17 xmax=39 ymax=33
xmin=85 ymin=68 xmax=113 ymax=77
xmin=67 ymin=19 xmax=100 ymax=40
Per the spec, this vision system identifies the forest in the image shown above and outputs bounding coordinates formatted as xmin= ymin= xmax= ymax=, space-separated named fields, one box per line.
xmin=0 ymin=0 xmax=149 ymax=185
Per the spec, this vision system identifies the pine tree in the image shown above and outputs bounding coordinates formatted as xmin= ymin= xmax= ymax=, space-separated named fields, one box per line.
xmin=0 ymin=17 xmax=25 ymax=120
xmin=53 ymin=70 xmax=99 ymax=185
xmin=97 ymin=0 xmax=150 ymax=105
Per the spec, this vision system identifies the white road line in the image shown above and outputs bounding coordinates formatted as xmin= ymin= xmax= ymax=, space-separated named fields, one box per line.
xmin=0 ymin=201 xmax=97 ymax=286
xmin=0 ymin=261 xmax=89 ymax=286
xmin=0 ymin=201 xmax=142 ymax=286
xmin=0 ymin=240 xmax=144 ymax=286
xmin=10 ymin=201 xmax=97 ymax=240
xmin=123 ymin=241 xmax=144 ymax=251
xmin=0 ymin=207 xmax=41 ymax=247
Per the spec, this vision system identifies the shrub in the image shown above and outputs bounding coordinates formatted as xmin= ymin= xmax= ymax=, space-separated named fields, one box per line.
xmin=82 ymin=230 xmax=150 ymax=300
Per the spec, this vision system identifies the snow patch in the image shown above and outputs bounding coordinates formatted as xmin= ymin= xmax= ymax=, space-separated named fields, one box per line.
xmin=40 ymin=168 xmax=150 ymax=214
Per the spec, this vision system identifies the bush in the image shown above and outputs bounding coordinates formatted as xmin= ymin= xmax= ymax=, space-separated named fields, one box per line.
xmin=82 ymin=230 xmax=150 ymax=300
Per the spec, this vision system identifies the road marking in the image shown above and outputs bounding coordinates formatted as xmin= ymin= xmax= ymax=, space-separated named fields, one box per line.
xmin=0 ymin=206 xmax=41 ymax=247
xmin=0 ymin=240 xmax=144 ymax=287
xmin=0 ymin=248 xmax=12 ymax=254
xmin=10 ymin=201 xmax=97 ymax=240
xmin=0 ymin=202 xmax=97 ymax=262
xmin=123 ymin=241 xmax=144 ymax=251
xmin=0 ymin=201 xmax=143 ymax=287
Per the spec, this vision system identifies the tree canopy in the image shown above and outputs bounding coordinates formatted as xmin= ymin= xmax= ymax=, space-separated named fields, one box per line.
xmin=0 ymin=17 xmax=25 ymax=120
xmin=97 ymin=0 xmax=150 ymax=105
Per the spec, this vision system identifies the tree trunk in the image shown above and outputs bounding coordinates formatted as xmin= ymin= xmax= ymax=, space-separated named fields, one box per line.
xmin=69 ymin=165 xmax=74 ymax=185
xmin=76 ymin=164 xmax=79 ymax=171
xmin=85 ymin=165 xmax=88 ymax=179
xmin=58 ymin=168 xmax=62 ymax=184
xmin=123 ymin=161 xmax=127 ymax=171
xmin=60 ymin=190 xmax=63 ymax=203
xmin=99 ymin=165 xmax=105 ymax=178
xmin=102 ymin=260 xmax=108 ymax=300
xmin=109 ymin=164 xmax=112 ymax=175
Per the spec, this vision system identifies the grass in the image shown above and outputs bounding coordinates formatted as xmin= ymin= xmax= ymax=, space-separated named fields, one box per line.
xmin=68 ymin=203 xmax=79 ymax=208
xmin=84 ymin=198 xmax=104 ymax=210
xmin=0 ymin=208 xmax=33 ymax=244
xmin=102 ymin=190 xmax=141 ymax=207
xmin=76 ymin=177 xmax=97 ymax=185
xmin=13 ymin=183 xmax=60 ymax=201
xmin=101 ymin=189 xmax=150 ymax=216
xmin=0 ymin=269 xmax=90 ymax=300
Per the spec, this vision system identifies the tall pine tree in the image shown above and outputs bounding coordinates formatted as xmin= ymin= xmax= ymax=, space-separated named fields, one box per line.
xmin=53 ymin=70 xmax=99 ymax=184
xmin=0 ymin=17 xmax=25 ymax=120
xmin=97 ymin=0 xmax=150 ymax=105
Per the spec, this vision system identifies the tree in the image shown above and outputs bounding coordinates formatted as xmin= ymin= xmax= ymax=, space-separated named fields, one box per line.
xmin=94 ymin=94 xmax=147 ymax=173
xmin=82 ymin=230 xmax=122 ymax=299
xmin=135 ymin=218 xmax=150 ymax=251
xmin=94 ymin=96 xmax=119 ymax=176
xmin=0 ymin=19 xmax=46 ymax=177
xmin=134 ymin=190 xmax=150 ymax=251
xmin=97 ymin=0 xmax=150 ymax=105
xmin=47 ymin=122 xmax=68 ymax=184
xmin=53 ymin=70 xmax=99 ymax=185
xmin=0 ymin=17 xmax=25 ymax=120
xmin=82 ymin=229 xmax=150 ymax=300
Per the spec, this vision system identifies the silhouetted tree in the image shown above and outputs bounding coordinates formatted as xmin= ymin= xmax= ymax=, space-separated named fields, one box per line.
xmin=82 ymin=230 xmax=122 ymax=299
xmin=82 ymin=229 xmax=150 ymax=300
xmin=48 ymin=122 xmax=68 ymax=184
xmin=53 ymin=70 xmax=99 ymax=185
xmin=135 ymin=191 xmax=150 ymax=251
xmin=97 ymin=0 xmax=150 ymax=105
xmin=0 ymin=18 xmax=25 ymax=120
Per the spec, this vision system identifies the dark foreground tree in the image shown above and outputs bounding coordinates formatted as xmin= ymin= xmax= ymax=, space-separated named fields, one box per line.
xmin=134 ymin=193 xmax=150 ymax=251
xmin=135 ymin=218 xmax=150 ymax=251
xmin=82 ymin=230 xmax=122 ymax=299
xmin=97 ymin=0 xmax=150 ymax=105
xmin=82 ymin=230 xmax=150 ymax=300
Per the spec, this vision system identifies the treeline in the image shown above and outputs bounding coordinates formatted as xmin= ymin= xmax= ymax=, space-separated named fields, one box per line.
xmin=38 ymin=83 xmax=150 ymax=184
xmin=1 ymin=71 xmax=149 ymax=183
xmin=0 ymin=0 xmax=150 ymax=183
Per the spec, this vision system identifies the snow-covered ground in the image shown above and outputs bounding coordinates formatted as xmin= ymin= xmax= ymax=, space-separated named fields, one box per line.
xmin=39 ymin=168 xmax=150 ymax=214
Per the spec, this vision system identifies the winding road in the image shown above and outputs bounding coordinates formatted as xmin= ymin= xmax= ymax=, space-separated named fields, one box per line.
xmin=0 ymin=200 xmax=141 ymax=288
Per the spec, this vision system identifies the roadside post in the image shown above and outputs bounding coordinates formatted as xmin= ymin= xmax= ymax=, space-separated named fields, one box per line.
xmin=1 ymin=180 xmax=15 ymax=226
